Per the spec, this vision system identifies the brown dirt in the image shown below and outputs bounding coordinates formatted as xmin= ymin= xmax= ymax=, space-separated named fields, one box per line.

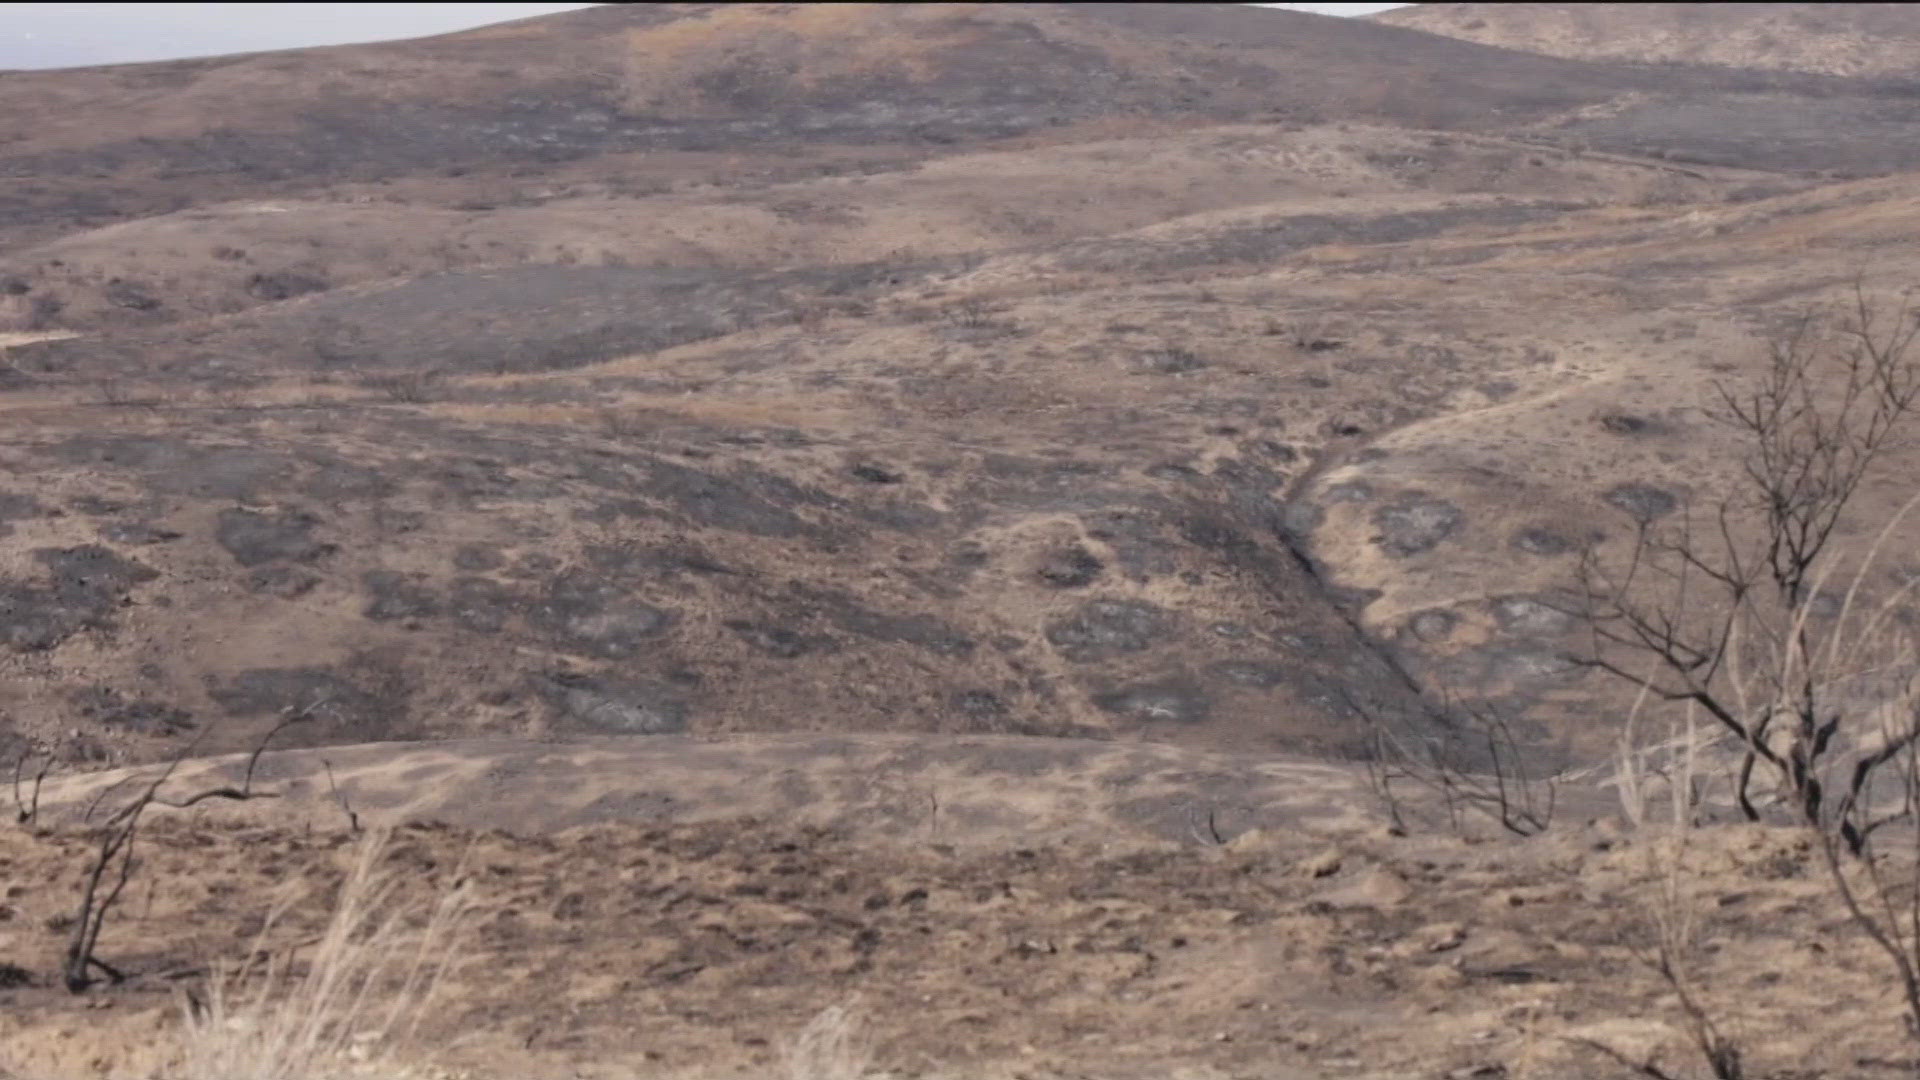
xmin=0 ymin=769 xmax=1913 ymax=1079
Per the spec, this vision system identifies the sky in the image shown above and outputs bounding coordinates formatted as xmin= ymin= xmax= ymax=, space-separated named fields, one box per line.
xmin=0 ymin=2 xmax=1410 ymax=71
xmin=0 ymin=3 xmax=595 ymax=69
xmin=1265 ymin=4 xmax=1409 ymax=13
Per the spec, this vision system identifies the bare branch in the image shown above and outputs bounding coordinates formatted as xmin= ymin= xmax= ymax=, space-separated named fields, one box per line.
xmin=323 ymin=758 xmax=361 ymax=834
xmin=12 ymin=750 xmax=48 ymax=826
xmin=58 ymin=707 xmax=323 ymax=992
xmin=1587 ymin=285 xmax=1920 ymax=1053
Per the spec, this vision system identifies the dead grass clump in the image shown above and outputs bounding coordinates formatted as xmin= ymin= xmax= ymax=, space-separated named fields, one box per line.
xmin=945 ymin=298 xmax=999 ymax=330
xmin=173 ymin=829 xmax=474 ymax=1080
xmin=784 ymin=1002 xmax=873 ymax=1080
xmin=1609 ymin=702 xmax=1746 ymax=1079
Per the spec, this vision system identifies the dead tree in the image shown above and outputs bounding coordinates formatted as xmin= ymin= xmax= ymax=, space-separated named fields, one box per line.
xmin=62 ymin=708 xmax=316 ymax=992
xmin=1357 ymin=691 xmax=1557 ymax=838
xmin=64 ymin=744 xmax=189 ymax=991
xmin=1575 ymin=284 xmax=1920 ymax=856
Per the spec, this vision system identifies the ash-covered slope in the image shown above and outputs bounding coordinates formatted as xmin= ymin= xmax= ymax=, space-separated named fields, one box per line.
xmin=1377 ymin=2 xmax=1920 ymax=80
xmin=0 ymin=1 xmax=1893 ymax=245
xmin=8 ymin=3 xmax=1920 ymax=779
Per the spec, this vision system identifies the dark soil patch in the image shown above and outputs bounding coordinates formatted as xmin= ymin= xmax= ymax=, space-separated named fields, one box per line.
xmin=532 ymin=571 xmax=674 ymax=660
xmin=361 ymin=570 xmax=441 ymax=622
xmin=1511 ymin=527 xmax=1576 ymax=556
xmin=215 ymin=507 xmax=330 ymax=567
xmin=210 ymin=664 xmax=405 ymax=744
xmin=1372 ymin=494 xmax=1462 ymax=557
xmin=1045 ymin=599 xmax=1171 ymax=662
xmin=0 ymin=546 xmax=156 ymax=652
xmin=1092 ymin=676 xmax=1212 ymax=723
xmin=828 ymin=607 xmax=975 ymax=658
xmin=245 ymin=565 xmax=321 ymax=599
xmin=545 ymin=673 xmax=688 ymax=734
xmin=46 ymin=436 xmax=293 ymax=501
xmin=1604 ymin=482 xmax=1679 ymax=522
xmin=1035 ymin=546 xmax=1104 ymax=589
xmin=447 ymin=577 xmax=520 ymax=634
xmin=724 ymin=621 xmax=831 ymax=659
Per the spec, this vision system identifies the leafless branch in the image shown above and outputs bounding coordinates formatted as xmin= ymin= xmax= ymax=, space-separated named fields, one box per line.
xmin=1350 ymin=689 xmax=1555 ymax=838
xmin=1583 ymin=285 xmax=1920 ymax=1053
xmin=12 ymin=750 xmax=48 ymax=826
xmin=323 ymin=758 xmax=361 ymax=834
xmin=59 ymin=704 xmax=324 ymax=993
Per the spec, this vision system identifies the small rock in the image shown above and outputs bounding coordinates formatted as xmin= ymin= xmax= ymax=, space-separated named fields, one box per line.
xmin=1401 ymin=921 xmax=1467 ymax=955
xmin=1598 ymin=412 xmax=1652 ymax=435
xmin=1485 ymin=884 xmax=1570 ymax=911
xmin=1552 ymin=941 xmax=1594 ymax=963
xmin=1492 ymin=594 xmax=1573 ymax=635
xmin=1512 ymin=527 xmax=1575 ymax=556
xmin=1092 ymin=677 xmax=1210 ymax=723
xmin=1297 ymin=848 xmax=1343 ymax=878
xmin=1226 ymin=828 xmax=1273 ymax=854
xmin=1410 ymin=963 xmax=1468 ymax=990
xmin=1312 ymin=867 xmax=1411 ymax=909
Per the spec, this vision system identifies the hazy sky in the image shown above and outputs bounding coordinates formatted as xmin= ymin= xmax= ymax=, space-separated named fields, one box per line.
xmin=0 ymin=3 xmax=594 ymax=69
xmin=0 ymin=3 xmax=1410 ymax=72
xmin=1264 ymin=4 xmax=1409 ymax=13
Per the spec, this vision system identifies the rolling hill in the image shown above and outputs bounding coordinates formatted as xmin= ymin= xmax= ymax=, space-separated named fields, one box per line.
xmin=11 ymin=6 xmax=1920 ymax=1077
xmin=4 ymin=0 xmax=1920 ymax=772
xmin=1377 ymin=2 xmax=1920 ymax=79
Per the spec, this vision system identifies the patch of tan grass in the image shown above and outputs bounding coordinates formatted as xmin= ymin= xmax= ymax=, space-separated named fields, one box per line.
xmin=784 ymin=1002 xmax=873 ymax=1080
xmin=173 ymin=829 xmax=475 ymax=1080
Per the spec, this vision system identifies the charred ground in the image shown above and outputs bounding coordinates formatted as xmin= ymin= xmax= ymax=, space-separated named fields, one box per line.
xmin=9 ymin=2 xmax=1920 ymax=771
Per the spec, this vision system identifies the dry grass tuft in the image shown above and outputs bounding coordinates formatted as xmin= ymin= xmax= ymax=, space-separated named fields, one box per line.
xmin=174 ymin=829 xmax=474 ymax=1080
xmin=784 ymin=1001 xmax=873 ymax=1080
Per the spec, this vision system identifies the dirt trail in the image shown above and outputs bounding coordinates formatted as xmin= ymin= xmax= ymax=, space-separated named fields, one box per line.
xmin=31 ymin=732 xmax=1386 ymax=849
